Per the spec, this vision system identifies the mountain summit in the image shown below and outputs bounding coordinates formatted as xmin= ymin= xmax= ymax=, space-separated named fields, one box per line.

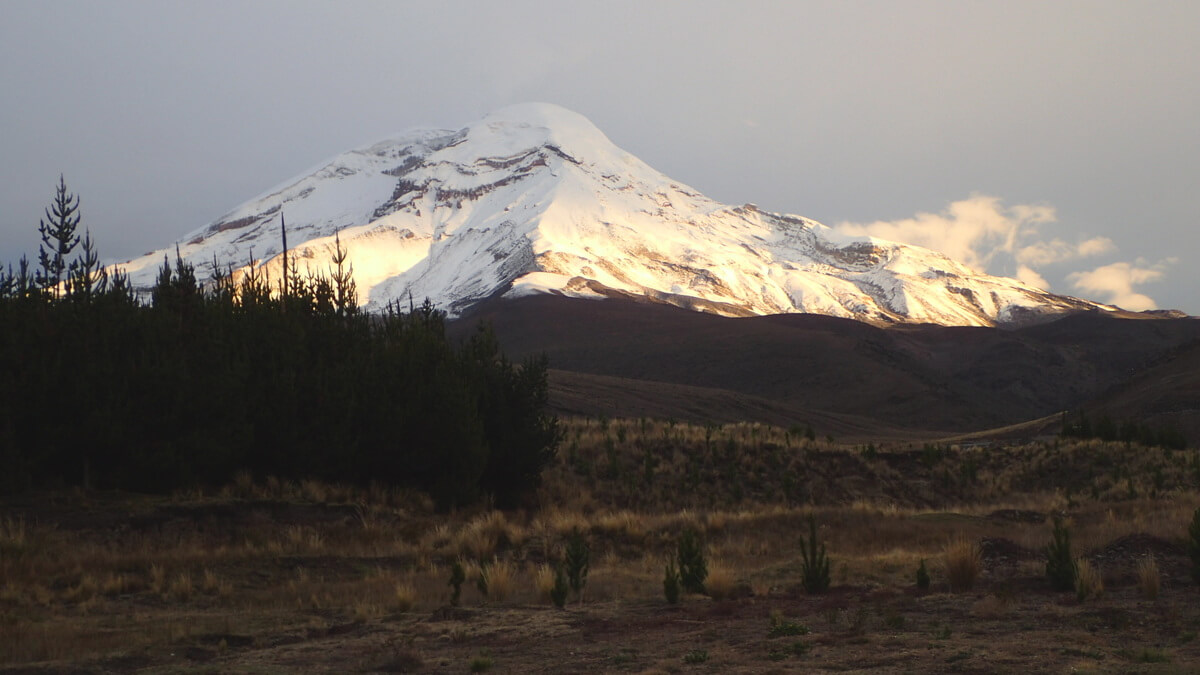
xmin=117 ymin=103 xmax=1106 ymax=326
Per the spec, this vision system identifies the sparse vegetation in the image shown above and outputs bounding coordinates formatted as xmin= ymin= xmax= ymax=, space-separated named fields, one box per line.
xmin=798 ymin=517 xmax=831 ymax=594
xmin=1074 ymin=558 xmax=1103 ymax=601
xmin=2 ymin=417 xmax=1200 ymax=672
xmin=1136 ymin=556 xmax=1161 ymax=599
xmin=916 ymin=558 xmax=930 ymax=591
xmin=1189 ymin=506 xmax=1200 ymax=585
xmin=663 ymin=555 xmax=681 ymax=604
xmin=676 ymin=528 xmax=707 ymax=594
xmin=564 ymin=528 xmax=590 ymax=603
xmin=943 ymin=537 xmax=981 ymax=591
xmin=1046 ymin=517 xmax=1077 ymax=592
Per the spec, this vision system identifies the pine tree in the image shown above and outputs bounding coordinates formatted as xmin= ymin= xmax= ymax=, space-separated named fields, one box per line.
xmin=36 ymin=175 xmax=82 ymax=298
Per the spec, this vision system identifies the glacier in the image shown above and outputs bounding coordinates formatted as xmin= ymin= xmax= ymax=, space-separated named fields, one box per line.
xmin=115 ymin=103 xmax=1108 ymax=327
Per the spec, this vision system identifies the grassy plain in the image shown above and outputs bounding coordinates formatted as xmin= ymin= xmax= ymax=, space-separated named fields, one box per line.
xmin=3 ymin=418 xmax=1200 ymax=673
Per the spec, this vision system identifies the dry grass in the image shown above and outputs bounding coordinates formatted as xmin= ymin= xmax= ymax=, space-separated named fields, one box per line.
xmin=533 ymin=564 xmax=557 ymax=603
xmin=482 ymin=560 xmax=516 ymax=603
xmin=1075 ymin=559 xmax=1104 ymax=601
xmin=943 ymin=537 xmax=982 ymax=592
xmin=393 ymin=582 xmax=416 ymax=612
xmin=704 ymin=561 xmax=737 ymax=600
xmin=3 ymin=428 xmax=1200 ymax=671
xmin=1137 ymin=556 xmax=1161 ymax=600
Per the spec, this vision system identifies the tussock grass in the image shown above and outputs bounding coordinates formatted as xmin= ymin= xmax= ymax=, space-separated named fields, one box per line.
xmin=1075 ymin=559 xmax=1104 ymax=601
xmin=3 ymin=420 xmax=1200 ymax=670
xmin=704 ymin=561 xmax=737 ymax=600
xmin=1136 ymin=556 xmax=1160 ymax=599
xmin=943 ymin=537 xmax=982 ymax=592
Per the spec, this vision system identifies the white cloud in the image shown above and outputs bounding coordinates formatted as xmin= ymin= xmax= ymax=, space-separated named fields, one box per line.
xmin=1067 ymin=259 xmax=1175 ymax=311
xmin=834 ymin=194 xmax=1049 ymax=273
xmin=832 ymin=195 xmax=1154 ymax=304
xmin=1015 ymin=265 xmax=1050 ymax=290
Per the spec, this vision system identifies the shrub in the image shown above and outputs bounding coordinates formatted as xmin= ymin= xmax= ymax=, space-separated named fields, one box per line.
xmin=799 ymin=517 xmax=830 ymax=594
xmin=1075 ymin=558 xmax=1103 ymax=601
xmin=769 ymin=609 xmax=810 ymax=637
xmin=677 ymin=528 xmax=707 ymax=594
xmin=550 ymin=565 xmax=569 ymax=609
xmin=1189 ymin=507 xmax=1200 ymax=585
xmin=1137 ymin=556 xmax=1160 ymax=600
xmin=916 ymin=558 xmax=931 ymax=591
xmin=564 ymin=528 xmax=590 ymax=602
xmin=1046 ymin=517 xmax=1077 ymax=592
xmin=943 ymin=537 xmax=981 ymax=591
xmin=448 ymin=560 xmax=465 ymax=606
xmin=663 ymin=555 xmax=681 ymax=604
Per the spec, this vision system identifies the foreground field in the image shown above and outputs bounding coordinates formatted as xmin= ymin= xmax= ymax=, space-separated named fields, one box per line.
xmin=3 ymin=419 xmax=1200 ymax=673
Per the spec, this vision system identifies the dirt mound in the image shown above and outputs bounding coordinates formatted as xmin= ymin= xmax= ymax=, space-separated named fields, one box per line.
xmin=1088 ymin=533 xmax=1184 ymax=565
xmin=986 ymin=509 xmax=1046 ymax=524
xmin=979 ymin=537 xmax=1040 ymax=567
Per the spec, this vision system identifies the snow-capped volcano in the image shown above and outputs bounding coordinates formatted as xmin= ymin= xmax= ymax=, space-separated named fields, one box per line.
xmin=117 ymin=103 xmax=1106 ymax=326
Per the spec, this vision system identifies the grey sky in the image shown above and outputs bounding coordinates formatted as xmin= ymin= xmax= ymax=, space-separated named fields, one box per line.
xmin=2 ymin=1 xmax=1197 ymax=312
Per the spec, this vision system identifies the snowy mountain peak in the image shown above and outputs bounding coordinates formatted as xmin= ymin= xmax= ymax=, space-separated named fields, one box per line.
xmin=115 ymin=104 xmax=1108 ymax=327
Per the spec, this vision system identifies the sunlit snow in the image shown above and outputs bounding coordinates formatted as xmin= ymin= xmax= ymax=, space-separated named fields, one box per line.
xmin=114 ymin=103 xmax=1108 ymax=327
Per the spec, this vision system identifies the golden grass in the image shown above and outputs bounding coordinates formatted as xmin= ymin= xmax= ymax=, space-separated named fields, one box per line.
xmin=483 ymin=560 xmax=516 ymax=603
xmin=393 ymin=582 xmax=416 ymax=612
xmin=943 ymin=537 xmax=982 ymax=592
xmin=1136 ymin=556 xmax=1161 ymax=600
xmin=533 ymin=564 xmax=556 ymax=603
xmin=4 ymin=428 xmax=1200 ymax=670
xmin=1075 ymin=559 xmax=1103 ymax=601
xmin=704 ymin=561 xmax=736 ymax=600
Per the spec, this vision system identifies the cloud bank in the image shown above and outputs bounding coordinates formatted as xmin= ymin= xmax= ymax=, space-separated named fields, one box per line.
xmin=1067 ymin=259 xmax=1175 ymax=311
xmin=833 ymin=194 xmax=1166 ymax=310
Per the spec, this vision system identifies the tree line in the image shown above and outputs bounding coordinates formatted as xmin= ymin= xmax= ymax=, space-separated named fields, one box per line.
xmin=1060 ymin=410 xmax=1186 ymax=450
xmin=0 ymin=177 xmax=560 ymax=508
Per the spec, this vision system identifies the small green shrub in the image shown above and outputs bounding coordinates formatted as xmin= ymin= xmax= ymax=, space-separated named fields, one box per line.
xmin=768 ymin=610 xmax=809 ymax=637
xmin=475 ymin=560 xmax=489 ymax=597
xmin=663 ymin=555 xmax=681 ymax=604
xmin=916 ymin=558 xmax=930 ymax=591
xmin=469 ymin=654 xmax=494 ymax=672
xmin=677 ymin=528 xmax=707 ymax=594
xmin=683 ymin=649 xmax=708 ymax=664
xmin=564 ymin=528 xmax=590 ymax=602
xmin=448 ymin=560 xmax=465 ymax=606
xmin=798 ymin=517 xmax=830 ymax=594
xmin=1046 ymin=517 xmax=1077 ymax=592
xmin=550 ymin=564 xmax=568 ymax=609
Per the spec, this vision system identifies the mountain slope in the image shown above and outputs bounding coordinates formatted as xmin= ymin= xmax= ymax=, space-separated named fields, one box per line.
xmin=454 ymin=295 xmax=1200 ymax=434
xmin=117 ymin=103 xmax=1107 ymax=326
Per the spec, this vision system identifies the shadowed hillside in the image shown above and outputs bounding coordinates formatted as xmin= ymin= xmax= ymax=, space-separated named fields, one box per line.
xmin=454 ymin=295 xmax=1200 ymax=436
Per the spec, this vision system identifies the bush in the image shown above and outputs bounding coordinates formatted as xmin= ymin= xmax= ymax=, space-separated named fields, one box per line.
xmin=663 ymin=555 xmax=681 ymax=604
xmin=677 ymin=528 xmax=707 ymax=594
xmin=1046 ymin=518 xmax=1077 ymax=592
xmin=943 ymin=537 xmax=981 ymax=592
xmin=448 ymin=560 xmax=465 ymax=606
xmin=564 ymin=528 xmax=589 ymax=602
xmin=550 ymin=565 xmax=569 ymax=609
xmin=799 ymin=517 xmax=830 ymax=594
xmin=916 ymin=558 xmax=930 ymax=591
